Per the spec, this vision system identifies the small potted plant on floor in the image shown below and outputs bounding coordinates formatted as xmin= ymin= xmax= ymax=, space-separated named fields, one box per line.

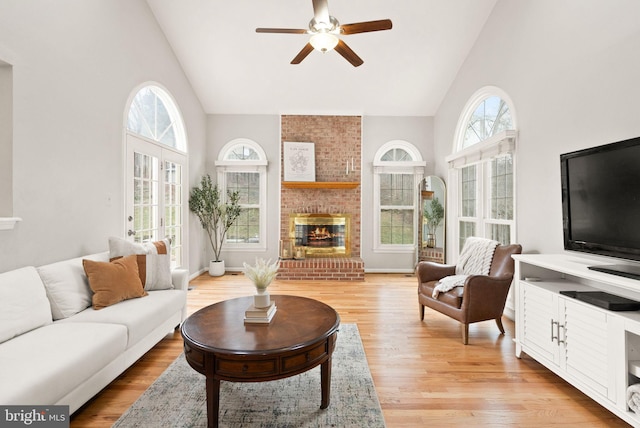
xmin=189 ymin=174 xmax=242 ymax=276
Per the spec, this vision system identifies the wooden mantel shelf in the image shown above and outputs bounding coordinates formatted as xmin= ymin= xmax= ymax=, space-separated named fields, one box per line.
xmin=282 ymin=181 xmax=360 ymax=189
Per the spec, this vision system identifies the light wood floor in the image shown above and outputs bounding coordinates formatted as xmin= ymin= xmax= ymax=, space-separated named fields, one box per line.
xmin=71 ymin=273 xmax=629 ymax=427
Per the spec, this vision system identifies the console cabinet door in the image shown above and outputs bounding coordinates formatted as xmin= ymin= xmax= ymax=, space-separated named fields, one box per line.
xmin=521 ymin=282 xmax=560 ymax=365
xmin=562 ymin=297 xmax=618 ymax=402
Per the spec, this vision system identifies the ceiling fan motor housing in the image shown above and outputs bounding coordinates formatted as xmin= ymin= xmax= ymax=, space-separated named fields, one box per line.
xmin=309 ymin=15 xmax=340 ymax=33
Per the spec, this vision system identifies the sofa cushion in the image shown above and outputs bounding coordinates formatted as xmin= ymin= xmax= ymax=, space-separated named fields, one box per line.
xmin=37 ymin=252 xmax=109 ymax=320
xmin=58 ymin=289 xmax=186 ymax=347
xmin=83 ymin=255 xmax=148 ymax=309
xmin=0 ymin=322 xmax=127 ymax=405
xmin=109 ymin=236 xmax=173 ymax=291
xmin=0 ymin=266 xmax=52 ymax=344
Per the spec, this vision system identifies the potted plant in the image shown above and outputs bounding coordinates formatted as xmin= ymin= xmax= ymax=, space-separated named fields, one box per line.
xmin=189 ymin=174 xmax=242 ymax=276
xmin=243 ymin=258 xmax=279 ymax=308
xmin=423 ymin=197 xmax=444 ymax=248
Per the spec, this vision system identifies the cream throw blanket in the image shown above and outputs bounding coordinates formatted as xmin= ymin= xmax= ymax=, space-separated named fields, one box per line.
xmin=628 ymin=383 xmax=640 ymax=413
xmin=432 ymin=237 xmax=499 ymax=299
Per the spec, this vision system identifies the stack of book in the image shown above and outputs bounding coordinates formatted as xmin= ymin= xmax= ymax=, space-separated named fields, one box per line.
xmin=244 ymin=302 xmax=277 ymax=324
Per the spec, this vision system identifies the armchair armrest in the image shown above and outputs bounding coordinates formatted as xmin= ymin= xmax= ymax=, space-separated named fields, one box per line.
xmin=416 ymin=261 xmax=456 ymax=283
xmin=461 ymin=274 xmax=514 ymax=320
xmin=463 ymin=274 xmax=513 ymax=297
xmin=171 ymin=268 xmax=189 ymax=291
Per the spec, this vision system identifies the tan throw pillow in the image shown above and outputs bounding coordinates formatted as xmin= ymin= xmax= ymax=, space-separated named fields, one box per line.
xmin=108 ymin=236 xmax=173 ymax=291
xmin=82 ymin=255 xmax=148 ymax=310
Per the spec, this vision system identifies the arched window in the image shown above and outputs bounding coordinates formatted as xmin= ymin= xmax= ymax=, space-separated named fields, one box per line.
xmin=224 ymin=143 xmax=261 ymax=160
xmin=124 ymin=84 xmax=188 ymax=267
xmin=380 ymin=147 xmax=414 ymax=162
xmin=462 ymin=95 xmax=513 ymax=149
xmin=127 ymin=85 xmax=186 ymax=151
xmin=215 ymin=138 xmax=268 ymax=250
xmin=373 ymin=141 xmax=426 ymax=252
xmin=448 ymin=86 xmax=517 ymax=253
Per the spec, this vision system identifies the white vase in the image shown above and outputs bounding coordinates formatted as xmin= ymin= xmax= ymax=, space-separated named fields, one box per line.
xmin=209 ymin=260 xmax=225 ymax=276
xmin=253 ymin=289 xmax=270 ymax=308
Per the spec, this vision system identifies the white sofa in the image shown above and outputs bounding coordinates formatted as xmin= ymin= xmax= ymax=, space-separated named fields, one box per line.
xmin=0 ymin=251 xmax=188 ymax=414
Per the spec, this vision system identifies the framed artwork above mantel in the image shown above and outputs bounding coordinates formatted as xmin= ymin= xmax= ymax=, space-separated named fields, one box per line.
xmin=283 ymin=142 xmax=315 ymax=182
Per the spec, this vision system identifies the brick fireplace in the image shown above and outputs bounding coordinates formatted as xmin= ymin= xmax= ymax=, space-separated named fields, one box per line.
xmin=278 ymin=115 xmax=364 ymax=281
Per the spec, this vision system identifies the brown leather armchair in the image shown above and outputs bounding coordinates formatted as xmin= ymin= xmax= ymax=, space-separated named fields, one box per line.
xmin=417 ymin=243 xmax=522 ymax=344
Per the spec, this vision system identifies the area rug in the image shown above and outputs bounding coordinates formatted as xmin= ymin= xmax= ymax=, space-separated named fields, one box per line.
xmin=113 ymin=323 xmax=385 ymax=427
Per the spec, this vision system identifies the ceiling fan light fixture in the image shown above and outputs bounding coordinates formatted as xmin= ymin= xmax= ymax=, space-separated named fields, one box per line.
xmin=257 ymin=0 xmax=392 ymax=66
xmin=310 ymin=32 xmax=339 ymax=52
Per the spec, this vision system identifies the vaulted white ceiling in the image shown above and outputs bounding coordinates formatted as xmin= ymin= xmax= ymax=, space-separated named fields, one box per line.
xmin=146 ymin=0 xmax=497 ymax=116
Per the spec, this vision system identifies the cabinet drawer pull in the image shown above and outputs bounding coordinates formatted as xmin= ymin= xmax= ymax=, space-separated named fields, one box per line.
xmin=551 ymin=320 xmax=558 ymax=343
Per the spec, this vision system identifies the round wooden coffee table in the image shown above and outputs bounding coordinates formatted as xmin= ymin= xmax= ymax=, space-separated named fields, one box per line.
xmin=181 ymin=295 xmax=340 ymax=428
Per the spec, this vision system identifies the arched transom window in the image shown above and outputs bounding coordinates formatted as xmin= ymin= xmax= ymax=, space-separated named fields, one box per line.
xmin=380 ymin=147 xmax=414 ymax=162
xmin=462 ymin=95 xmax=513 ymax=149
xmin=224 ymin=143 xmax=261 ymax=160
xmin=127 ymin=85 xmax=186 ymax=152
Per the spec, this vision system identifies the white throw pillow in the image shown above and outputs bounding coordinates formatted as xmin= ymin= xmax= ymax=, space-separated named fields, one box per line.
xmin=0 ymin=266 xmax=53 ymax=343
xmin=108 ymin=238 xmax=146 ymax=258
xmin=37 ymin=252 xmax=108 ymax=320
xmin=108 ymin=237 xmax=173 ymax=291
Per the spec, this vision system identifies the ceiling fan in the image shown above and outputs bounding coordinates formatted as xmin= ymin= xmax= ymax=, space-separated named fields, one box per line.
xmin=256 ymin=0 xmax=392 ymax=67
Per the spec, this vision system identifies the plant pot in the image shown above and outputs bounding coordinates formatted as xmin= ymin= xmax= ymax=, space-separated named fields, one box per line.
xmin=426 ymin=233 xmax=436 ymax=248
xmin=209 ymin=260 xmax=225 ymax=276
xmin=253 ymin=289 xmax=270 ymax=308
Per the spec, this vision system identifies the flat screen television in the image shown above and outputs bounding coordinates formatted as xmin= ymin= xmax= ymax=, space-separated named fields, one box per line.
xmin=561 ymin=136 xmax=640 ymax=279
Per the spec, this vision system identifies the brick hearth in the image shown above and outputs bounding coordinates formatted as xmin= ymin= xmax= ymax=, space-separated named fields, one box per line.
xmin=277 ymin=257 xmax=364 ymax=281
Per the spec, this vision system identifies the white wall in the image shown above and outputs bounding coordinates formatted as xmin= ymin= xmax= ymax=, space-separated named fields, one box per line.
xmin=0 ymin=1 xmax=207 ymax=273
xmin=205 ymin=114 xmax=281 ymax=270
xmin=362 ymin=116 xmax=435 ymax=271
xmin=434 ymin=0 xmax=640 ymax=260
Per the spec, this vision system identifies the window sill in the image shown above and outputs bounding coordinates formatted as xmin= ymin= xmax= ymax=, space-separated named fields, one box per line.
xmin=0 ymin=217 xmax=22 ymax=230
xmin=372 ymin=246 xmax=416 ymax=254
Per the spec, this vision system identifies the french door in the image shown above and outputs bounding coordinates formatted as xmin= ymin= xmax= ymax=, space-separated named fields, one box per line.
xmin=126 ymin=134 xmax=186 ymax=268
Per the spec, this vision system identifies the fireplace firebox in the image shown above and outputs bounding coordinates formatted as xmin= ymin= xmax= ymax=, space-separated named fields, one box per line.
xmin=289 ymin=213 xmax=351 ymax=257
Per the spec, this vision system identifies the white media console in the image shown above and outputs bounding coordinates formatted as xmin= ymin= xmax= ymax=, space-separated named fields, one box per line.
xmin=514 ymin=253 xmax=640 ymax=427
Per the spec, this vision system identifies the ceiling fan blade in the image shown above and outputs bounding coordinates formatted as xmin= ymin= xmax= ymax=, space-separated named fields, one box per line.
xmin=256 ymin=28 xmax=308 ymax=34
xmin=312 ymin=0 xmax=331 ymax=23
xmin=334 ymin=39 xmax=363 ymax=67
xmin=341 ymin=19 xmax=393 ymax=35
xmin=291 ymin=43 xmax=315 ymax=64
